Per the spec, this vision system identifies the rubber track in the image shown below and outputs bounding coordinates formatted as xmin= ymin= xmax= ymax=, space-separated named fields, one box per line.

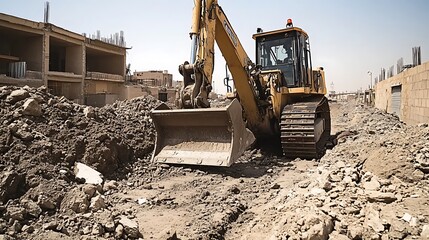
xmin=280 ymin=96 xmax=331 ymax=159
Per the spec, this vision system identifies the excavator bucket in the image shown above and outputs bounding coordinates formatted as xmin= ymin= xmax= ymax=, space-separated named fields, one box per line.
xmin=151 ymin=99 xmax=255 ymax=167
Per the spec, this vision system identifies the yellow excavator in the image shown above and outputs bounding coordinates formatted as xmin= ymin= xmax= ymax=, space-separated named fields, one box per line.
xmin=151 ymin=0 xmax=330 ymax=167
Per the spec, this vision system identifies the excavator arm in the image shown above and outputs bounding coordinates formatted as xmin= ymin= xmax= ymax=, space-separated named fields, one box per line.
xmin=151 ymin=0 xmax=261 ymax=166
xmin=179 ymin=0 xmax=264 ymax=128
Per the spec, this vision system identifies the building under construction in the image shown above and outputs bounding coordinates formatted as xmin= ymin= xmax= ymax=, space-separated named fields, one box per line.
xmin=0 ymin=12 xmax=127 ymax=106
xmin=131 ymin=70 xmax=177 ymax=102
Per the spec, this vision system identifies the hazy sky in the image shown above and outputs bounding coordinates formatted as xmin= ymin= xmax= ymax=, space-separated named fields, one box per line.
xmin=3 ymin=0 xmax=429 ymax=93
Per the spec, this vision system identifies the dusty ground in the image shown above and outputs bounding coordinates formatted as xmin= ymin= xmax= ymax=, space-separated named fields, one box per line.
xmin=1 ymin=86 xmax=429 ymax=239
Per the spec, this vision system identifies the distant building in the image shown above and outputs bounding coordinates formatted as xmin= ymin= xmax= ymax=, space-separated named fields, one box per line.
xmin=130 ymin=70 xmax=177 ymax=102
xmin=0 ymin=13 xmax=128 ymax=106
xmin=132 ymin=70 xmax=173 ymax=88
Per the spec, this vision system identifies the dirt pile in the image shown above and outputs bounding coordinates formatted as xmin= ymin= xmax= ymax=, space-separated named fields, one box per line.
xmin=0 ymin=86 xmax=159 ymax=239
xmin=233 ymin=102 xmax=429 ymax=240
xmin=1 ymin=88 xmax=429 ymax=240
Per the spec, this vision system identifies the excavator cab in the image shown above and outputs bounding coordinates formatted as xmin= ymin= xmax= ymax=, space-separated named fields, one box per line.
xmin=255 ymin=26 xmax=313 ymax=88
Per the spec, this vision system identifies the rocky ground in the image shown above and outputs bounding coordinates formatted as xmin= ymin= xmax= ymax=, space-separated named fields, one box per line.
xmin=1 ymin=86 xmax=429 ymax=239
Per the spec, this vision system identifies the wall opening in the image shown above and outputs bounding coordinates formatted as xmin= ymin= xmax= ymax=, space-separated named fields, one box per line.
xmin=0 ymin=26 xmax=43 ymax=78
xmin=86 ymin=47 xmax=124 ymax=76
xmin=49 ymin=37 xmax=82 ymax=75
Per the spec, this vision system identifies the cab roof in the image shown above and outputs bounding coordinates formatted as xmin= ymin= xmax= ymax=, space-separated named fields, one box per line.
xmin=252 ymin=27 xmax=308 ymax=40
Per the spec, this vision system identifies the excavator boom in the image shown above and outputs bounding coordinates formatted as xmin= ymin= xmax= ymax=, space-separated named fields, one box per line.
xmin=151 ymin=0 xmax=260 ymax=166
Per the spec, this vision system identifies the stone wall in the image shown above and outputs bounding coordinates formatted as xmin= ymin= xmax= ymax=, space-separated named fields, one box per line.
xmin=375 ymin=61 xmax=429 ymax=125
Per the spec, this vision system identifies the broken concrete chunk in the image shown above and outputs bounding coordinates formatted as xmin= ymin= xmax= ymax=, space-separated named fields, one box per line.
xmin=402 ymin=213 xmax=412 ymax=222
xmin=60 ymin=188 xmax=89 ymax=213
xmin=83 ymin=106 xmax=96 ymax=118
xmin=308 ymin=187 xmax=326 ymax=197
xmin=115 ymin=224 xmax=124 ymax=238
xmin=365 ymin=206 xmax=385 ymax=233
xmin=362 ymin=177 xmax=381 ymax=191
xmin=74 ymin=162 xmax=103 ymax=185
xmin=22 ymin=98 xmax=42 ymax=116
xmin=119 ymin=216 xmax=141 ymax=238
xmin=90 ymin=195 xmax=106 ymax=210
xmin=366 ymin=191 xmax=397 ymax=203
xmin=82 ymin=184 xmax=97 ymax=198
xmin=6 ymin=89 xmax=29 ymax=103
xmin=103 ymin=180 xmax=118 ymax=192
xmin=23 ymin=200 xmax=42 ymax=218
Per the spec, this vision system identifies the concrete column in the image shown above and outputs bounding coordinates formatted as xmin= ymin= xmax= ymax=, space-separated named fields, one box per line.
xmin=80 ymin=42 xmax=85 ymax=104
xmin=42 ymin=31 xmax=50 ymax=87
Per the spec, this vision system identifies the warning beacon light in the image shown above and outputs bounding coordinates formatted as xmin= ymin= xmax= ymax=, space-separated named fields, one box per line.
xmin=286 ymin=18 xmax=293 ymax=28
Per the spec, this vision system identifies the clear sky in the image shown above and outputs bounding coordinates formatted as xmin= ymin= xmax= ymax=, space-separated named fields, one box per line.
xmin=3 ymin=0 xmax=429 ymax=93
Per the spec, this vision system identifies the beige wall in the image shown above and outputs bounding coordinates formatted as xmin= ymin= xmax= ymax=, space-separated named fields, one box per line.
xmin=65 ymin=45 xmax=83 ymax=74
xmin=375 ymin=61 xmax=429 ymax=125
xmin=121 ymin=85 xmax=148 ymax=100
xmin=133 ymin=70 xmax=173 ymax=87
xmin=85 ymin=80 xmax=123 ymax=95
xmin=120 ymin=85 xmax=176 ymax=102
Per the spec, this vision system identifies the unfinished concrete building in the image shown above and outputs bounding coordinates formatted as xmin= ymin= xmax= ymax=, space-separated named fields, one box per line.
xmin=0 ymin=13 xmax=127 ymax=106
xmin=131 ymin=70 xmax=176 ymax=102
xmin=132 ymin=70 xmax=173 ymax=87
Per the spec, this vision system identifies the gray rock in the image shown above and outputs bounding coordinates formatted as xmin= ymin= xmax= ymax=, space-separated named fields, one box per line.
xmin=82 ymin=184 xmax=97 ymax=198
xmin=304 ymin=213 xmax=334 ymax=240
xmin=115 ymin=224 xmax=124 ymax=238
xmin=23 ymin=200 xmax=42 ymax=218
xmin=298 ymin=180 xmax=311 ymax=188
xmin=37 ymin=195 xmax=56 ymax=210
xmin=412 ymin=169 xmax=425 ymax=181
xmin=348 ymin=225 xmax=363 ymax=239
xmin=308 ymin=187 xmax=326 ymax=197
xmin=6 ymin=207 xmax=26 ymax=221
xmin=119 ymin=216 xmax=141 ymax=238
xmin=365 ymin=206 xmax=384 ymax=233
xmin=366 ymin=191 xmax=397 ymax=203
xmin=22 ymin=99 xmax=42 ymax=116
xmin=83 ymin=106 xmax=96 ymax=118
xmin=104 ymin=221 xmax=115 ymax=232
xmin=60 ymin=188 xmax=89 ymax=213
xmin=6 ymin=89 xmax=29 ymax=103
xmin=362 ymin=177 xmax=381 ymax=191
xmin=329 ymin=231 xmax=349 ymax=240
xmin=90 ymin=195 xmax=106 ymax=210
xmin=15 ymin=128 xmax=33 ymax=141
xmin=91 ymin=223 xmax=104 ymax=236
xmin=21 ymin=225 xmax=34 ymax=233
xmin=82 ymin=226 xmax=91 ymax=235
xmin=103 ymin=180 xmax=118 ymax=192
xmin=74 ymin=162 xmax=103 ymax=185
xmin=0 ymin=171 xmax=25 ymax=204
xmin=43 ymin=221 xmax=58 ymax=230
xmin=421 ymin=225 xmax=429 ymax=239
xmin=321 ymin=181 xmax=333 ymax=191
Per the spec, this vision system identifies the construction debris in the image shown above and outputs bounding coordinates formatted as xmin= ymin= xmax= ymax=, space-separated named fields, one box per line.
xmin=0 ymin=86 xmax=428 ymax=239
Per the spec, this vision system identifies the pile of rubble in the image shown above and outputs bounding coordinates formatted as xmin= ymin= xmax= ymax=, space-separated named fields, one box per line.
xmin=266 ymin=103 xmax=429 ymax=239
xmin=0 ymin=86 xmax=159 ymax=239
xmin=1 ymin=86 xmax=429 ymax=239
